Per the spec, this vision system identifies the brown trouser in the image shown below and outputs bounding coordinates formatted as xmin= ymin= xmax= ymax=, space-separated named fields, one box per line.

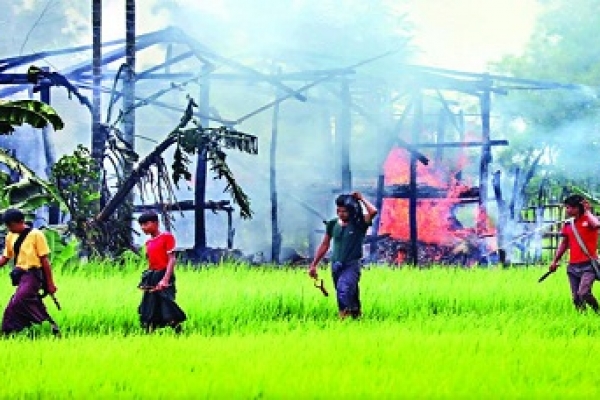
xmin=567 ymin=262 xmax=599 ymax=311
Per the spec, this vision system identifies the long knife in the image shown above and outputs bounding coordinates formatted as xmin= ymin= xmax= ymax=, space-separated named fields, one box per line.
xmin=49 ymin=293 xmax=61 ymax=310
xmin=538 ymin=270 xmax=554 ymax=283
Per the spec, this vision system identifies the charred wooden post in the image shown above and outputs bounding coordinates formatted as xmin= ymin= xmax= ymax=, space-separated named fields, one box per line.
xmin=119 ymin=0 xmax=136 ymax=237
xmin=226 ymin=208 xmax=234 ymax=250
xmin=270 ymin=78 xmax=282 ymax=264
xmin=37 ymin=67 xmax=60 ymax=225
xmin=508 ymin=167 xmax=521 ymax=220
xmin=307 ymin=210 xmax=316 ymax=257
xmin=435 ymin=107 xmax=446 ymax=163
xmin=194 ymin=65 xmax=211 ymax=253
xmin=492 ymin=170 xmax=509 ymax=267
xmin=370 ymin=173 xmax=385 ymax=258
xmin=165 ymin=44 xmax=173 ymax=73
xmin=200 ymin=200 xmax=235 ymax=250
xmin=338 ymin=79 xmax=352 ymax=192
xmin=409 ymin=91 xmax=423 ymax=266
xmin=91 ymin=0 xmax=104 ymax=207
xmin=122 ymin=0 xmax=136 ymax=174
xmin=478 ymin=80 xmax=492 ymax=233
xmin=458 ymin=109 xmax=465 ymax=142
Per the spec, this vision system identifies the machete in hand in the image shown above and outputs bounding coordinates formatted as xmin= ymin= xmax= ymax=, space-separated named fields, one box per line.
xmin=49 ymin=293 xmax=61 ymax=311
xmin=538 ymin=270 xmax=554 ymax=283
xmin=313 ymin=278 xmax=329 ymax=297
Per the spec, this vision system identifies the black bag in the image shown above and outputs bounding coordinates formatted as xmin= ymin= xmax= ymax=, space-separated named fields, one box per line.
xmin=9 ymin=228 xmax=31 ymax=286
xmin=9 ymin=268 xmax=25 ymax=286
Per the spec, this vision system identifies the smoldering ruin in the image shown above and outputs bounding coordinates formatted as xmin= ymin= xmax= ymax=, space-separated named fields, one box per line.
xmin=0 ymin=3 xmax=595 ymax=268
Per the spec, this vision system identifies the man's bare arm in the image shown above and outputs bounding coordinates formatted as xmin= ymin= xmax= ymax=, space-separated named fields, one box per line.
xmin=353 ymin=192 xmax=378 ymax=224
xmin=550 ymin=237 xmax=569 ymax=271
xmin=40 ymin=255 xmax=57 ymax=294
xmin=0 ymin=256 xmax=10 ymax=268
xmin=581 ymin=200 xmax=600 ymax=228
xmin=308 ymin=235 xmax=331 ymax=278
xmin=585 ymin=210 xmax=600 ymax=229
xmin=157 ymin=254 xmax=176 ymax=290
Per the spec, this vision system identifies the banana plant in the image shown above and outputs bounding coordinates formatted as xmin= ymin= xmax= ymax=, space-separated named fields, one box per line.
xmin=0 ymin=151 xmax=79 ymax=266
xmin=0 ymin=99 xmax=64 ymax=135
xmin=0 ymin=149 xmax=69 ymax=215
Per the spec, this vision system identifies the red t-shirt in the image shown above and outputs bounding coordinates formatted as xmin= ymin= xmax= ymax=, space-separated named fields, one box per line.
xmin=145 ymin=232 xmax=176 ymax=270
xmin=561 ymin=215 xmax=599 ymax=263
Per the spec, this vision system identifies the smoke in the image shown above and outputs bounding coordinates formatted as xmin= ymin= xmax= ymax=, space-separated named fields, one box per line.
xmin=4 ymin=0 xmax=548 ymax=261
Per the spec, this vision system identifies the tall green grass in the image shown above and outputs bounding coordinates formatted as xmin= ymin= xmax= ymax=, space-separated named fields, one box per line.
xmin=0 ymin=262 xmax=599 ymax=398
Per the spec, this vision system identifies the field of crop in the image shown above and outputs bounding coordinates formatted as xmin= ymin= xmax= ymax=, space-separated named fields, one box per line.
xmin=1 ymin=261 xmax=600 ymax=399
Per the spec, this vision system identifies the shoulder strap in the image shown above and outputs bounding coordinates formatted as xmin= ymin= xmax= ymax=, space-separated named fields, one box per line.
xmin=570 ymin=219 xmax=594 ymax=260
xmin=13 ymin=228 xmax=32 ymax=265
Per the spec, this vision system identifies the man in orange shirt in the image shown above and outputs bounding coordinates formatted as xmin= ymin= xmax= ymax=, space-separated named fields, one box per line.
xmin=137 ymin=212 xmax=186 ymax=333
xmin=0 ymin=209 xmax=59 ymax=336
xmin=550 ymin=195 xmax=600 ymax=312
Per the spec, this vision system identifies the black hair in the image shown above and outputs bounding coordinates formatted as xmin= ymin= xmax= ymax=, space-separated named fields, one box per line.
xmin=335 ymin=194 xmax=365 ymax=226
xmin=138 ymin=212 xmax=159 ymax=224
xmin=564 ymin=194 xmax=585 ymax=215
xmin=2 ymin=208 xmax=25 ymax=225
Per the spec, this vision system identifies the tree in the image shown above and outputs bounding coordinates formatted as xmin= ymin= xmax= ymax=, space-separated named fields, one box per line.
xmin=491 ymin=0 xmax=600 ymax=191
xmin=0 ymin=98 xmax=65 ymax=212
xmin=83 ymin=97 xmax=258 ymax=257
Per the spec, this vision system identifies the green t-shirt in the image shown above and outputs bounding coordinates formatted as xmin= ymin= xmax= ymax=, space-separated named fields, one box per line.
xmin=326 ymin=218 xmax=370 ymax=263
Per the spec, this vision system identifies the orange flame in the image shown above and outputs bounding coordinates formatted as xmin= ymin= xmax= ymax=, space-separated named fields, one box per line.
xmin=378 ymin=147 xmax=496 ymax=263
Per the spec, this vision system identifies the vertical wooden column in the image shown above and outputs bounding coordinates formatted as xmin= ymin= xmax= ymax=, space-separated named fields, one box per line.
xmin=492 ymin=170 xmax=508 ymax=266
xmin=39 ymin=68 xmax=59 ymax=224
xmin=435 ymin=107 xmax=446 ymax=164
xmin=409 ymin=90 xmax=423 ymax=266
xmin=270 ymin=76 xmax=282 ymax=264
xmin=307 ymin=210 xmax=316 ymax=259
xmin=458 ymin=109 xmax=465 ymax=142
xmin=338 ymin=79 xmax=352 ymax=193
xmin=370 ymin=173 xmax=385 ymax=258
xmin=226 ymin=210 xmax=234 ymax=250
xmin=194 ymin=65 xmax=211 ymax=253
xmin=91 ymin=0 xmax=104 ymax=209
xmin=478 ymin=80 xmax=492 ymax=234
xmin=123 ymin=0 xmax=136 ymax=172
xmin=121 ymin=0 xmax=136 ymax=235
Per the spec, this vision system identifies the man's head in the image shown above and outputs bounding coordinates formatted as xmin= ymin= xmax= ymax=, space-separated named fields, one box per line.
xmin=335 ymin=194 xmax=356 ymax=223
xmin=2 ymin=208 xmax=26 ymax=234
xmin=564 ymin=194 xmax=585 ymax=218
xmin=138 ymin=212 xmax=160 ymax=235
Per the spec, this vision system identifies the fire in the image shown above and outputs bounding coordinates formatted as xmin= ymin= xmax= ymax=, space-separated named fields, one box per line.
xmin=378 ymin=147 xmax=496 ymax=264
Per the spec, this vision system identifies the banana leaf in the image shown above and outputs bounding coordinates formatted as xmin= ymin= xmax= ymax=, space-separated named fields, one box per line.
xmin=0 ymin=99 xmax=64 ymax=134
xmin=0 ymin=150 xmax=69 ymax=213
xmin=1 ymin=194 xmax=55 ymax=215
xmin=4 ymin=179 xmax=46 ymax=203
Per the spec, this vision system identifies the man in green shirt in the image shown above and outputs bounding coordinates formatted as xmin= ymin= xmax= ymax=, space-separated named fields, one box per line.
xmin=309 ymin=192 xmax=378 ymax=319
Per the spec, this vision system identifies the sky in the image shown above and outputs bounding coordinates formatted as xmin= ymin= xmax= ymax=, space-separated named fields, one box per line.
xmin=401 ymin=0 xmax=541 ymax=71
xmin=97 ymin=0 xmax=542 ymax=73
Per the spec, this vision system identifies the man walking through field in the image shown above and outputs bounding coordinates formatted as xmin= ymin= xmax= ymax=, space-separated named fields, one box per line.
xmin=549 ymin=195 xmax=600 ymax=312
xmin=138 ymin=212 xmax=186 ymax=333
xmin=309 ymin=192 xmax=378 ymax=319
xmin=0 ymin=209 xmax=60 ymax=336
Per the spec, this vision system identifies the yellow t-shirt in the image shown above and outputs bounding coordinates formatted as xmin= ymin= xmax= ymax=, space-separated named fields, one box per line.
xmin=3 ymin=229 xmax=51 ymax=269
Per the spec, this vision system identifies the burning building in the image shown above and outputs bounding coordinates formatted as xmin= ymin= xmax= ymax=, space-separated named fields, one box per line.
xmin=371 ymin=144 xmax=498 ymax=266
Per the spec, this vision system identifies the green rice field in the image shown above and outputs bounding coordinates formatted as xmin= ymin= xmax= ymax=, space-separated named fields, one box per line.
xmin=1 ymin=261 xmax=600 ymax=399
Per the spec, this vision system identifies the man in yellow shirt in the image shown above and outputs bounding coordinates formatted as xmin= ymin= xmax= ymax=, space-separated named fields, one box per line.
xmin=0 ymin=209 xmax=59 ymax=336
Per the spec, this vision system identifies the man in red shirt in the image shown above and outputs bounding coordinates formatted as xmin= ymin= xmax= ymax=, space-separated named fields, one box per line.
xmin=137 ymin=212 xmax=186 ymax=333
xmin=550 ymin=195 xmax=600 ymax=312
